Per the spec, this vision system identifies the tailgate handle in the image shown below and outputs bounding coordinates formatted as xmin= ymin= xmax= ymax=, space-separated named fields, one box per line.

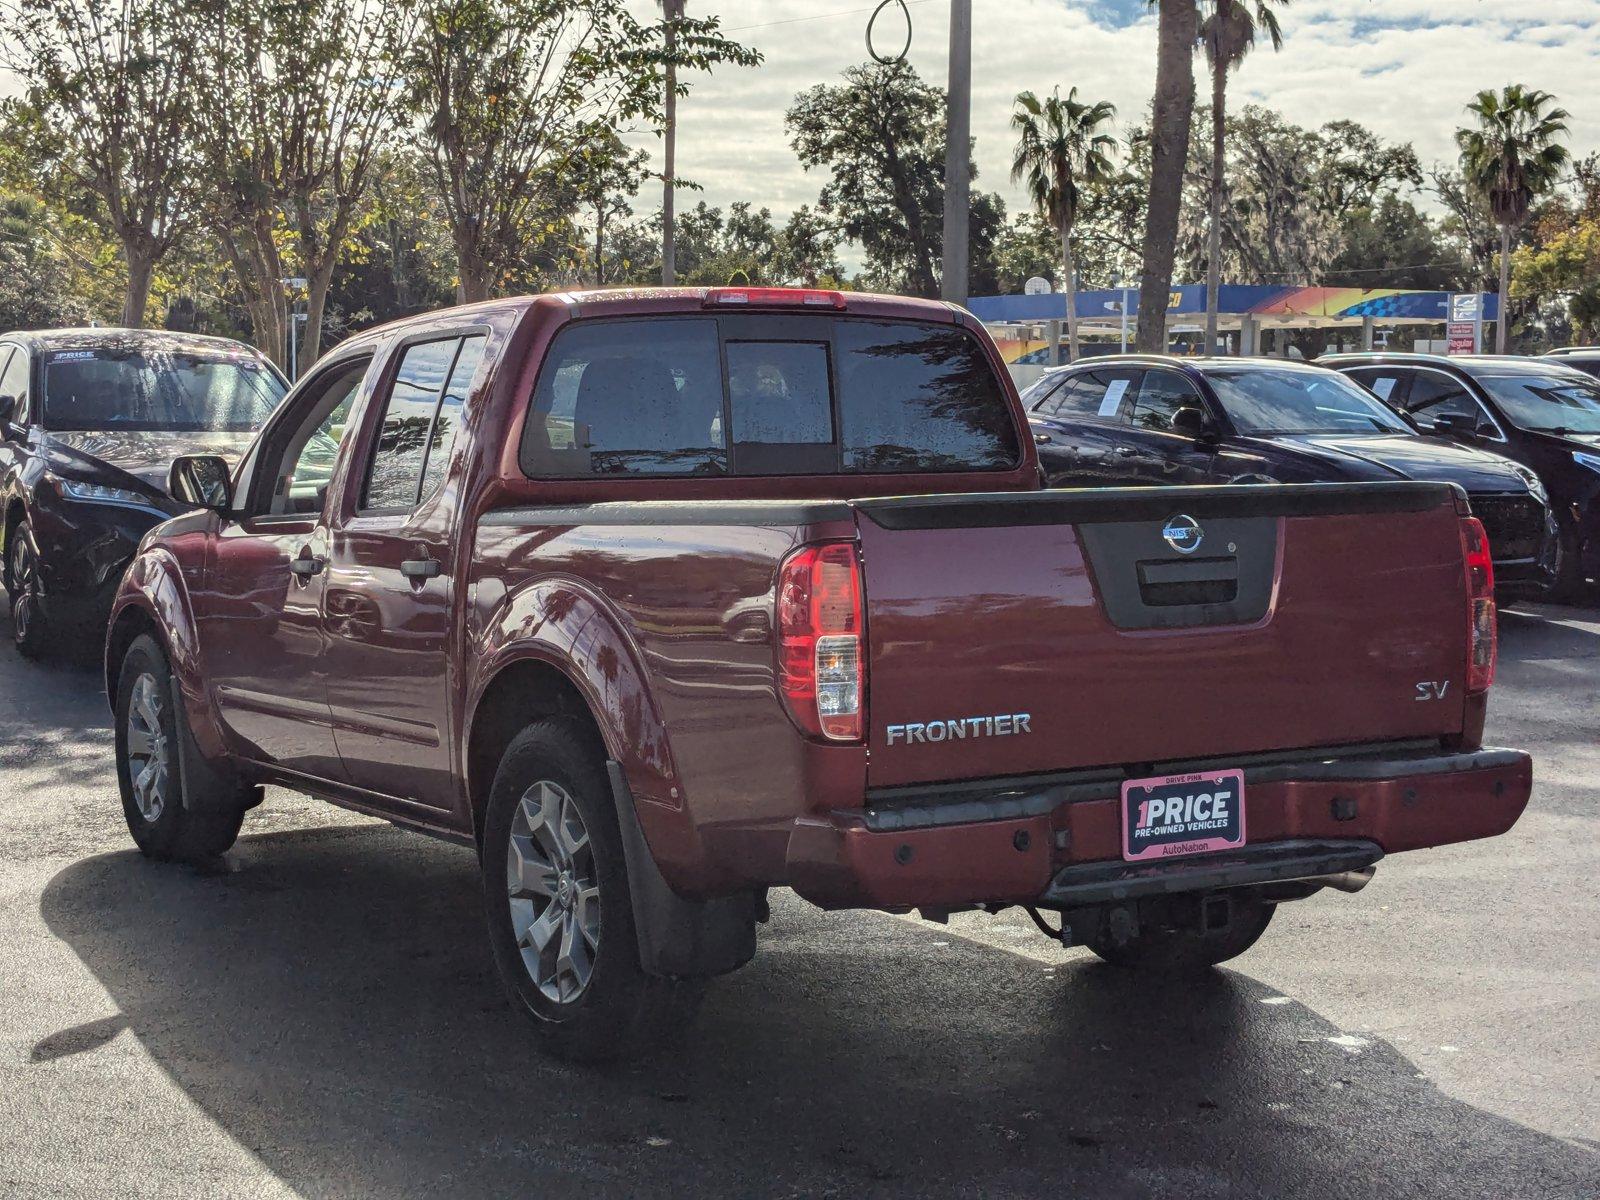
xmin=1136 ymin=556 xmax=1240 ymax=607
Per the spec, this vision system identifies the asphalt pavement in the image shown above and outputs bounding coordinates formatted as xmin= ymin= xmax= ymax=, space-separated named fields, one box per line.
xmin=0 ymin=597 xmax=1596 ymax=1199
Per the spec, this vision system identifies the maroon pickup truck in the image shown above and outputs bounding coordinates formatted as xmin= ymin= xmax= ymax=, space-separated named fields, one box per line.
xmin=105 ymin=287 xmax=1531 ymax=1060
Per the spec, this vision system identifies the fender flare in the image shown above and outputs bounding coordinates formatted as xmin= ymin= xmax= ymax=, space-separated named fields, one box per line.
xmin=469 ymin=575 xmax=715 ymax=874
xmin=107 ymin=549 xmax=232 ymax=766
xmin=470 ymin=577 xmax=755 ymax=977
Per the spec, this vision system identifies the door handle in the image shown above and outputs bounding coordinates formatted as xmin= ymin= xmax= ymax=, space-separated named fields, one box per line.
xmin=1116 ymin=446 xmax=1139 ymax=458
xmin=1033 ymin=431 xmax=1052 ymax=445
xmin=400 ymin=557 xmax=442 ymax=580
xmin=289 ymin=554 xmax=325 ymax=578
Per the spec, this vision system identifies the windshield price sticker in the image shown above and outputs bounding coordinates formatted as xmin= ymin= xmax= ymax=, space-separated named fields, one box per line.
xmin=47 ymin=350 xmax=98 ymax=363
xmin=1121 ymin=769 xmax=1247 ymax=863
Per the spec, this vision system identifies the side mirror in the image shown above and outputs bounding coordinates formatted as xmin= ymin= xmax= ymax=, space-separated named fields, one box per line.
xmin=168 ymin=454 xmax=232 ymax=513
xmin=1172 ymin=406 xmax=1214 ymax=440
xmin=0 ymin=393 xmax=16 ymax=434
xmin=1431 ymin=412 xmax=1478 ymax=437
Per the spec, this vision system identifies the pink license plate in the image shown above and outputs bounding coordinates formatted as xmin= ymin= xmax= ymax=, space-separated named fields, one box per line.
xmin=1121 ymin=769 xmax=1247 ymax=863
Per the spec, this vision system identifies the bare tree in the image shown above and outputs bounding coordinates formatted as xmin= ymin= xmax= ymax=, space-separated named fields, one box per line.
xmin=1 ymin=0 xmax=201 ymax=326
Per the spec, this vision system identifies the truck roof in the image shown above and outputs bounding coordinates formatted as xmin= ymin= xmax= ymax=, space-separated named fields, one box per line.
xmin=349 ymin=286 xmax=967 ymax=345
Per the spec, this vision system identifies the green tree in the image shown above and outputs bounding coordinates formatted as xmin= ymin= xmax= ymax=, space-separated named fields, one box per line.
xmin=1457 ymin=85 xmax=1571 ymax=353
xmin=570 ymin=129 xmax=649 ymax=285
xmin=1199 ymin=0 xmax=1286 ymax=350
xmin=789 ymin=61 xmax=995 ymax=298
xmin=194 ymin=0 xmax=416 ymax=367
xmin=1 ymin=0 xmax=202 ymax=326
xmin=1010 ymin=86 xmax=1117 ymax=360
xmin=1136 ymin=0 xmax=1199 ymax=351
xmin=407 ymin=0 xmax=754 ymax=303
xmin=0 ymin=192 xmax=98 ymax=329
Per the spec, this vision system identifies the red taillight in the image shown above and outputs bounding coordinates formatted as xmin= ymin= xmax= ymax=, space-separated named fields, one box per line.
xmin=776 ymin=541 xmax=864 ymax=742
xmin=1461 ymin=516 xmax=1496 ymax=693
xmin=705 ymin=286 xmax=847 ymax=310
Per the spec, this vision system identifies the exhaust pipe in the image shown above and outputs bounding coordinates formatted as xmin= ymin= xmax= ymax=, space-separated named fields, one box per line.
xmin=1308 ymin=866 xmax=1376 ymax=894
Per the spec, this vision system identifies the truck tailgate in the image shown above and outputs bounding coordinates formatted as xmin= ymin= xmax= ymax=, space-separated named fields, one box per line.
xmin=854 ymin=484 xmax=1470 ymax=789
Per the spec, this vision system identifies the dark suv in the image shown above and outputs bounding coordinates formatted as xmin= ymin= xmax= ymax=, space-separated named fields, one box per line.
xmin=1324 ymin=353 xmax=1600 ymax=600
xmin=0 ymin=328 xmax=287 ymax=656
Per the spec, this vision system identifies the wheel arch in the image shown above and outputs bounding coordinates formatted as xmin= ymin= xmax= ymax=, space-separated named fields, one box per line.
xmin=464 ymin=656 xmax=606 ymax=847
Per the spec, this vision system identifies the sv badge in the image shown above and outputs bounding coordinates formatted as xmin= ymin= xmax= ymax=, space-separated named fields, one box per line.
xmin=1414 ymin=681 xmax=1450 ymax=701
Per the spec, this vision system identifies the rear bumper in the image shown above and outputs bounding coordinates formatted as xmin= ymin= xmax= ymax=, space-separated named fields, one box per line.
xmin=783 ymin=745 xmax=1532 ymax=910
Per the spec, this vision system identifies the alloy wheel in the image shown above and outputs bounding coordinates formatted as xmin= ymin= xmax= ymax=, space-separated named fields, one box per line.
xmin=125 ymin=672 xmax=171 ymax=823
xmin=506 ymin=780 xmax=601 ymax=1004
xmin=9 ymin=532 xmax=37 ymax=644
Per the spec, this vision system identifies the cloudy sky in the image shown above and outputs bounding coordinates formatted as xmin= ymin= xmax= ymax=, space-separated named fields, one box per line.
xmin=622 ymin=0 xmax=1600 ymax=233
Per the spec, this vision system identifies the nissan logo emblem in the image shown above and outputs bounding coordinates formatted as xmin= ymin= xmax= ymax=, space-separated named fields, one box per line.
xmin=1162 ymin=514 xmax=1204 ymax=555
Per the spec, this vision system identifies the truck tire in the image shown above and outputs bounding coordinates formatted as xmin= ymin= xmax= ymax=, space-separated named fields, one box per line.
xmin=114 ymin=634 xmax=249 ymax=862
xmin=481 ymin=718 xmax=702 ymax=1062
xmin=1549 ymin=523 xmax=1589 ymax=604
xmin=1087 ymin=897 xmax=1275 ymax=972
xmin=7 ymin=520 xmax=56 ymax=660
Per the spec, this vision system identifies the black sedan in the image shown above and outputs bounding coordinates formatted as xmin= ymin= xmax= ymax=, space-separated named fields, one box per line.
xmin=1024 ymin=355 xmax=1558 ymax=598
xmin=1324 ymin=352 xmax=1600 ymax=600
xmin=0 ymin=328 xmax=287 ymax=657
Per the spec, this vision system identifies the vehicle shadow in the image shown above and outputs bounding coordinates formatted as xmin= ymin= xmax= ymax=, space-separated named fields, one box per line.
xmin=40 ymin=827 xmax=1600 ymax=1200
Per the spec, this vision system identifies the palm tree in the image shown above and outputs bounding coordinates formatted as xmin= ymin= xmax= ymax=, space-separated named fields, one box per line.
xmin=1200 ymin=1 xmax=1286 ymax=352
xmin=1457 ymin=85 xmax=1571 ymax=353
xmin=1011 ymin=87 xmax=1118 ymax=361
xmin=1135 ymin=0 xmax=1199 ymax=353
xmin=659 ymin=0 xmax=686 ymax=285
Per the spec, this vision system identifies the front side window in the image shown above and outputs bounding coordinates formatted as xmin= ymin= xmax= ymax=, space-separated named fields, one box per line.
xmin=1132 ymin=370 xmax=1204 ymax=432
xmin=1403 ymin=372 xmax=1493 ymax=433
xmin=363 ymin=335 xmax=485 ymax=510
xmin=42 ymin=346 xmax=286 ymax=432
xmin=263 ymin=356 xmax=371 ymax=516
xmin=1208 ymin=368 xmax=1413 ymax=436
xmin=1476 ymin=370 xmax=1600 ymax=434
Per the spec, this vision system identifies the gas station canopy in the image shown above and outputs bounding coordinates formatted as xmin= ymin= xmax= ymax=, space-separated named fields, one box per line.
xmin=967 ymin=284 xmax=1501 ymax=331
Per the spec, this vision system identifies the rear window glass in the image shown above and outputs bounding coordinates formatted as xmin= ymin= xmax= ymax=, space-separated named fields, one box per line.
xmin=42 ymin=347 xmax=285 ymax=432
xmin=521 ymin=316 xmax=1019 ymax=478
xmin=834 ymin=321 xmax=1018 ymax=472
xmin=524 ymin=319 xmax=726 ymax=477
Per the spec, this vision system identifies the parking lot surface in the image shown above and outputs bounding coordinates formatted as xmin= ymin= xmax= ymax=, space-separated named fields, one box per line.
xmin=1 ymin=599 xmax=1597 ymax=1199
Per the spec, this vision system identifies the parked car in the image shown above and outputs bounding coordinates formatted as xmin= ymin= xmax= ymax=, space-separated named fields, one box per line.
xmin=1324 ymin=352 xmax=1600 ymax=600
xmin=1541 ymin=347 xmax=1600 ymax=381
xmin=1022 ymin=356 xmax=1557 ymax=598
xmin=0 ymin=328 xmax=287 ymax=656
xmin=106 ymin=288 xmax=1530 ymax=1061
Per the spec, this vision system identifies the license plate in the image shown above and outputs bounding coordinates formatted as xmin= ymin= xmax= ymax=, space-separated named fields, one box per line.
xmin=1121 ymin=769 xmax=1246 ymax=863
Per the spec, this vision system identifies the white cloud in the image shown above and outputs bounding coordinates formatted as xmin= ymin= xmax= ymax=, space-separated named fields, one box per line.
xmin=625 ymin=0 xmax=1600 ymax=235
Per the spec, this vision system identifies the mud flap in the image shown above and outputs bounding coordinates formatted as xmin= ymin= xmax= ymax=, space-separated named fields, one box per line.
xmin=167 ymin=676 xmax=264 ymax=814
xmin=606 ymin=761 xmax=755 ymax=978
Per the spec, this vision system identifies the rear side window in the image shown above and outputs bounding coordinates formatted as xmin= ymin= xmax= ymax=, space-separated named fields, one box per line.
xmin=1039 ymin=368 xmax=1139 ymax=421
xmin=363 ymin=334 xmax=486 ymax=510
xmin=521 ymin=316 xmax=1019 ymax=478
xmin=1343 ymin=368 xmax=1404 ymax=404
xmin=835 ymin=321 xmax=1018 ymax=472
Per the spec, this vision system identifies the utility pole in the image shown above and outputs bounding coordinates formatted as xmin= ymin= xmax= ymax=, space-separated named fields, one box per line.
xmin=661 ymin=0 xmax=684 ymax=286
xmin=940 ymin=0 xmax=971 ymax=305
